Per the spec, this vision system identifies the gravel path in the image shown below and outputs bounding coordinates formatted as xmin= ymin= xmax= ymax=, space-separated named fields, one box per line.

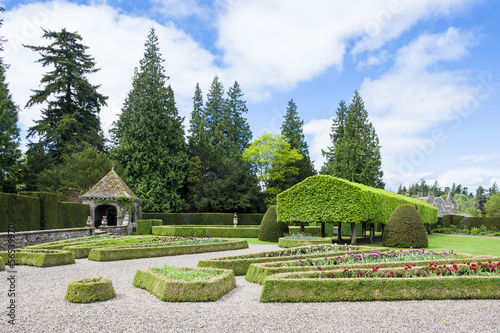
xmin=1 ymin=244 xmax=499 ymax=333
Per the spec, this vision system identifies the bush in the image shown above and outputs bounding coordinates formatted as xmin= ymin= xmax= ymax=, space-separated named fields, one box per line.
xmin=141 ymin=213 xmax=263 ymax=225
xmin=0 ymin=192 xmax=40 ymax=232
xmin=445 ymin=215 xmax=500 ymax=231
xmin=57 ymin=201 xmax=89 ymax=228
xmin=152 ymin=225 xmax=259 ymax=238
xmin=382 ymin=204 xmax=428 ymax=248
xmin=136 ymin=219 xmax=152 ymax=235
xmin=0 ymin=249 xmax=75 ymax=267
xmin=20 ymin=191 xmax=59 ymax=230
xmin=277 ymin=238 xmax=333 ymax=248
xmin=258 ymin=205 xmax=289 ymax=242
xmin=65 ymin=277 xmax=115 ymax=303
xmin=0 ymin=257 xmax=5 ymax=271
xmin=133 ymin=267 xmax=235 ymax=301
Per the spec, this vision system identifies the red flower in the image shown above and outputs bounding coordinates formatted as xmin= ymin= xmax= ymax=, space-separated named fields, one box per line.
xmin=488 ymin=260 xmax=492 ymax=263
xmin=317 ymin=267 xmax=321 ymax=270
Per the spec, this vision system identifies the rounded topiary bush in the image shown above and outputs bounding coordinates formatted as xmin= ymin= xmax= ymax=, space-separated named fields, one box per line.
xmin=382 ymin=204 xmax=428 ymax=248
xmin=65 ymin=277 xmax=116 ymax=303
xmin=258 ymin=205 xmax=289 ymax=242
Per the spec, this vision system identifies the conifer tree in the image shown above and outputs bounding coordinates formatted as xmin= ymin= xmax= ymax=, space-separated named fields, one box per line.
xmin=321 ymin=92 xmax=384 ymax=188
xmin=24 ymin=28 xmax=107 ymax=162
xmin=111 ymin=28 xmax=188 ymax=212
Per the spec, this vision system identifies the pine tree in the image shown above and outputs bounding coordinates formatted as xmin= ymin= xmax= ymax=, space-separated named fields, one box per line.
xmin=24 ymin=28 xmax=107 ymax=162
xmin=187 ymin=83 xmax=208 ymax=159
xmin=111 ymin=28 xmax=188 ymax=212
xmin=226 ymin=81 xmax=252 ymax=156
xmin=321 ymin=92 xmax=384 ymax=188
xmin=0 ymin=53 xmax=22 ymax=193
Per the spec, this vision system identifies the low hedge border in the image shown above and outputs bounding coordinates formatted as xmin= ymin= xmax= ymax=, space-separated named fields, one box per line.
xmin=142 ymin=212 xmax=263 ymax=226
xmin=277 ymin=237 xmax=333 ymax=248
xmin=260 ymin=266 xmax=500 ymax=302
xmin=133 ymin=267 xmax=235 ymax=301
xmin=87 ymin=239 xmax=249 ymax=262
xmin=65 ymin=277 xmax=116 ymax=303
xmin=0 ymin=249 xmax=75 ymax=267
xmin=0 ymin=257 xmax=5 ymax=271
xmin=26 ymin=235 xmax=119 ymax=250
xmin=152 ymin=225 xmax=260 ymax=238
xmin=245 ymin=255 xmax=493 ymax=285
xmin=197 ymin=245 xmax=384 ymax=275
xmin=136 ymin=219 xmax=163 ymax=235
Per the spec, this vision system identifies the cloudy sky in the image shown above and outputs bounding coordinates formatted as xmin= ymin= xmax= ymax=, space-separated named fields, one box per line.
xmin=2 ymin=0 xmax=499 ymax=193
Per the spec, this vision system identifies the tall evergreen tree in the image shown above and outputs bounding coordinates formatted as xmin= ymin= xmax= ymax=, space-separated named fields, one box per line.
xmin=321 ymin=92 xmax=384 ymax=188
xmin=276 ymin=99 xmax=315 ymax=190
xmin=225 ymin=81 xmax=252 ymax=156
xmin=0 ymin=12 xmax=22 ymax=192
xmin=24 ymin=28 xmax=107 ymax=162
xmin=187 ymin=83 xmax=208 ymax=159
xmin=111 ymin=28 xmax=188 ymax=212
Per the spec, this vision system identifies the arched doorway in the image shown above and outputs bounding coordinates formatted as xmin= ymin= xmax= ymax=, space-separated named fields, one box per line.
xmin=94 ymin=205 xmax=117 ymax=227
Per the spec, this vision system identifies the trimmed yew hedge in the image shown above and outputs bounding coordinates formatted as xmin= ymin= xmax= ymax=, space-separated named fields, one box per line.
xmin=152 ymin=225 xmax=260 ymax=238
xmin=277 ymin=238 xmax=333 ymax=248
xmin=277 ymin=175 xmax=438 ymax=225
xmin=197 ymin=245 xmax=366 ymax=275
xmin=136 ymin=219 xmax=163 ymax=235
xmin=65 ymin=277 xmax=116 ymax=303
xmin=260 ymin=268 xmax=500 ymax=302
xmin=0 ymin=249 xmax=75 ymax=267
xmin=133 ymin=267 xmax=235 ymax=301
xmin=87 ymin=239 xmax=248 ymax=261
xmin=142 ymin=213 xmax=264 ymax=226
xmin=57 ymin=201 xmax=89 ymax=229
xmin=0 ymin=192 xmax=40 ymax=232
xmin=443 ymin=215 xmax=500 ymax=231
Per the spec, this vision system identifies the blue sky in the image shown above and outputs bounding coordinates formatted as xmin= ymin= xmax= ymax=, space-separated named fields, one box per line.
xmin=2 ymin=0 xmax=499 ymax=193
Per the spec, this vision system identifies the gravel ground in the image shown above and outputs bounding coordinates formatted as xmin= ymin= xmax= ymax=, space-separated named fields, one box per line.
xmin=1 ymin=244 xmax=499 ymax=333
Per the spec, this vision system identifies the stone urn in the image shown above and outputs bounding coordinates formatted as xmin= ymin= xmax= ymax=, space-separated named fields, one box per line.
xmin=101 ymin=216 xmax=108 ymax=228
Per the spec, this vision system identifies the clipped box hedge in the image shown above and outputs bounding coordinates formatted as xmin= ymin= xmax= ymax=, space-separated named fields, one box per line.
xmin=443 ymin=215 xmax=500 ymax=231
xmin=133 ymin=267 xmax=235 ymax=301
xmin=277 ymin=175 xmax=438 ymax=225
xmin=152 ymin=225 xmax=260 ymax=238
xmin=277 ymin=237 xmax=333 ymax=248
xmin=0 ymin=249 xmax=75 ymax=267
xmin=0 ymin=257 xmax=5 ymax=271
xmin=142 ymin=213 xmax=263 ymax=226
xmin=26 ymin=235 xmax=120 ymax=250
xmin=87 ymin=239 xmax=248 ymax=262
xmin=136 ymin=219 xmax=163 ymax=235
xmin=260 ymin=267 xmax=500 ymax=302
xmin=65 ymin=277 xmax=116 ymax=303
xmin=197 ymin=245 xmax=368 ymax=275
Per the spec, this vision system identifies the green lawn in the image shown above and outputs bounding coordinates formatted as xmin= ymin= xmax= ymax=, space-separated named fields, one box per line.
xmin=363 ymin=234 xmax=500 ymax=256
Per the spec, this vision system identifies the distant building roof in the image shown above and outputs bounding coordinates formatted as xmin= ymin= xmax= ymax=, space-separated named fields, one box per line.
xmin=80 ymin=169 xmax=139 ymax=201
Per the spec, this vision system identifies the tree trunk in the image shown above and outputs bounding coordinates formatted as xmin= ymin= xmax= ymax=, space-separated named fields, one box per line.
xmin=381 ymin=224 xmax=386 ymax=239
xmin=350 ymin=223 xmax=357 ymax=245
xmin=369 ymin=224 xmax=374 ymax=243
xmin=337 ymin=223 xmax=342 ymax=242
xmin=300 ymin=222 xmax=305 ymax=234
xmin=427 ymin=224 xmax=431 ymax=234
xmin=321 ymin=222 xmax=326 ymax=238
xmin=362 ymin=223 xmax=367 ymax=238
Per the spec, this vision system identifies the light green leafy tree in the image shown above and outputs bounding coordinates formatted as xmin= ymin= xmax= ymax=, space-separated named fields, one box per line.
xmin=243 ymin=133 xmax=303 ymax=204
xmin=484 ymin=193 xmax=500 ymax=218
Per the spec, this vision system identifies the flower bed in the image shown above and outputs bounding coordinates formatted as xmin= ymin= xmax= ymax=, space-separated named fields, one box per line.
xmin=152 ymin=225 xmax=260 ymax=238
xmin=277 ymin=237 xmax=333 ymax=248
xmin=197 ymin=244 xmax=382 ymax=275
xmin=0 ymin=249 xmax=75 ymax=267
xmin=65 ymin=277 xmax=116 ymax=303
xmin=87 ymin=239 xmax=248 ymax=261
xmin=133 ymin=266 xmax=235 ymax=301
xmin=260 ymin=260 xmax=500 ymax=302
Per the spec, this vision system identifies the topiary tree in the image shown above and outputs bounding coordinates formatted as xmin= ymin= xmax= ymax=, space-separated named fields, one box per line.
xmin=258 ymin=205 xmax=289 ymax=242
xmin=382 ymin=204 xmax=428 ymax=248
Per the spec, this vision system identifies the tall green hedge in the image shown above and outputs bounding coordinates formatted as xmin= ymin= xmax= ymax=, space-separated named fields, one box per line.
xmin=0 ymin=192 xmax=41 ymax=232
xmin=0 ymin=192 xmax=89 ymax=232
xmin=277 ymin=175 xmax=438 ymax=225
xmin=443 ymin=215 xmax=500 ymax=231
xmin=141 ymin=213 xmax=263 ymax=226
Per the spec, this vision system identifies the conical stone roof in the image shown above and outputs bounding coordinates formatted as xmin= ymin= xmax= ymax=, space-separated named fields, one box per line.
xmin=80 ymin=170 xmax=139 ymax=201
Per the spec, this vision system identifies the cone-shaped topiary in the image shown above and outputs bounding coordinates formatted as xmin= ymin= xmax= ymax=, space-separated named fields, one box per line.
xmin=382 ymin=203 xmax=428 ymax=248
xmin=258 ymin=205 xmax=289 ymax=242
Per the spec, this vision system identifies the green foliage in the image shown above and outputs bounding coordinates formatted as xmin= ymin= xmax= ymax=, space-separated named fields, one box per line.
xmin=258 ymin=205 xmax=289 ymax=242
xmin=141 ymin=212 xmax=263 ymax=225
xmin=25 ymin=28 xmax=107 ymax=162
xmin=57 ymin=201 xmax=89 ymax=228
xmin=277 ymin=175 xmax=438 ymax=226
xmin=488 ymin=182 xmax=499 ymax=198
xmin=133 ymin=267 xmax=235 ymax=301
xmin=453 ymin=193 xmax=477 ymax=213
xmin=0 ymin=57 xmax=22 ymax=193
xmin=0 ymin=249 xmax=74 ymax=267
xmin=382 ymin=204 xmax=428 ymax=248
xmin=22 ymin=142 xmax=56 ymax=191
xmin=152 ymin=225 xmax=259 ymax=238
xmin=65 ymin=277 xmax=116 ymax=303
xmin=19 ymin=191 xmax=59 ymax=230
xmin=277 ymin=238 xmax=332 ymax=248
xmin=111 ymin=29 xmax=188 ymax=212
xmin=321 ymin=92 xmax=384 ymax=188
xmin=340 ymin=223 xmax=363 ymax=237
xmin=0 ymin=192 xmax=40 ymax=232
xmin=485 ymin=193 xmax=500 ymax=218
xmin=0 ymin=256 xmax=4 ymax=271
xmin=243 ymin=133 xmax=303 ymax=204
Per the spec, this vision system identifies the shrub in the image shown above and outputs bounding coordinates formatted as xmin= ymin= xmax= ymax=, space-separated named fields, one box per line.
xmin=258 ymin=205 xmax=289 ymax=242
xmin=65 ymin=277 xmax=115 ymax=303
xmin=56 ymin=201 xmax=89 ymax=228
xmin=141 ymin=213 xmax=263 ymax=225
xmin=20 ymin=191 xmax=59 ymax=230
xmin=382 ymin=204 xmax=428 ymax=248
xmin=277 ymin=238 xmax=332 ymax=248
xmin=0 ymin=192 xmax=40 ymax=232
xmin=0 ymin=257 xmax=5 ymax=271
xmin=136 ymin=219 xmax=152 ymax=235
xmin=0 ymin=249 xmax=75 ymax=267
xmin=133 ymin=266 xmax=235 ymax=301
xmin=152 ymin=225 xmax=259 ymax=238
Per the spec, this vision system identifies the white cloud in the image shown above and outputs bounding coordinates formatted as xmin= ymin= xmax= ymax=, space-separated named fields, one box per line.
xmin=303 ymin=118 xmax=332 ymax=170
xmin=458 ymin=154 xmax=499 ymax=164
xmin=434 ymin=167 xmax=500 ymax=193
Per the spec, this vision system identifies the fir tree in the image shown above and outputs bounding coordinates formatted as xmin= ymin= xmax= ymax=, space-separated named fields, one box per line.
xmin=225 ymin=81 xmax=252 ymax=156
xmin=111 ymin=28 xmax=188 ymax=212
xmin=321 ymin=92 xmax=384 ymax=188
xmin=24 ymin=28 xmax=107 ymax=162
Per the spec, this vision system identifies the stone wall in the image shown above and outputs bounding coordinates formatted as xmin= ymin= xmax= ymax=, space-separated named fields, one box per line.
xmin=0 ymin=227 xmax=95 ymax=251
xmin=106 ymin=225 xmax=128 ymax=236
